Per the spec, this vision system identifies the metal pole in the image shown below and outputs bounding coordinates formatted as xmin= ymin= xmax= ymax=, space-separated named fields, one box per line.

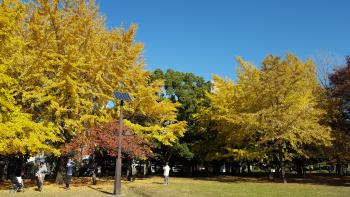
xmin=114 ymin=100 xmax=123 ymax=195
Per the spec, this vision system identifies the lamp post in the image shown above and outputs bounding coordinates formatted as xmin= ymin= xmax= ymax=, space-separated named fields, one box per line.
xmin=113 ymin=91 xmax=132 ymax=195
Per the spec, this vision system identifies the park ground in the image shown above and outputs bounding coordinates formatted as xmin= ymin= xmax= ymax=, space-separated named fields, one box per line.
xmin=0 ymin=176 xmax=350 ymax=197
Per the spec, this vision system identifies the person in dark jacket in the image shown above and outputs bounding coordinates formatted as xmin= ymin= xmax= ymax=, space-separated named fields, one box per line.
xmin=65 ymin=159 xmax=75 ymax=190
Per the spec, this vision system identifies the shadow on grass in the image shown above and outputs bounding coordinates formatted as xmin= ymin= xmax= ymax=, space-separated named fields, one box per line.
xmin=87 ymin=185 xmax=113 ymax=195
xmin=128 ymin=186 xmax=153 ymax=197
xmin=193 ymin=174 xmax=350 ymax=187
xmin=34 ymin=188 xmax=42 ymax=192
xmin=0 ymin=177 xmax=115 ymax=191
xmin=151 ymin=182 xmax=164 ymax=184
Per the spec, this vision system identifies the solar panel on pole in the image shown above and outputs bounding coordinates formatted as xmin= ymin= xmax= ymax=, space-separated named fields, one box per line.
xmin=112 ymin=90 xmax=131 ymax=195
xmin=114 ymin=91 xmax=132 ymax=101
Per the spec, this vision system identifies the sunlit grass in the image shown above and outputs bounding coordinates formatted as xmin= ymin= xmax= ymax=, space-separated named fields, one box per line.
xmin=127 ymin=176 xmax=350 ymax=197
xmin=0 ymin=177 xmax=140 ymax=197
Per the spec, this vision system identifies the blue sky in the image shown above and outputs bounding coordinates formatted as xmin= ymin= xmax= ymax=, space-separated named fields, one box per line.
xmin=97 ymin=0 xmax=349 ymax=81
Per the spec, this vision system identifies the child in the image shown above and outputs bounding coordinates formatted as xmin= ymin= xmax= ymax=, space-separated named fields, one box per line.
xmin=11 ymin=175 xmax=24 ymax=192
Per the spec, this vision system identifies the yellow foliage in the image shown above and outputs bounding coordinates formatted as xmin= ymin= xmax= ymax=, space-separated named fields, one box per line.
xmin=0 ymin=1 xmax=61 ymax=155
xmin=199 ymin=54 xmax=331 ymax=161
xmin=0 ymin=0 xmax=186 ymax=156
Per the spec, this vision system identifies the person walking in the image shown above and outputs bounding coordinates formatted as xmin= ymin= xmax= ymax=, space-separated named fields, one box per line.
xmin=65 ymin=158 xmax=75 ymax=190
xmin=35 ymin=162 xmax=47 ymax=192
xmin=163 ymin=162 xmax=170 ymax=185
xmin=131 ymin=164 xmax=137 ymax=182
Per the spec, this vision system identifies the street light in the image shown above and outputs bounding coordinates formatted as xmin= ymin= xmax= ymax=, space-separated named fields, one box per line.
xmin=113 ymin=90 xmax=132 ymax=195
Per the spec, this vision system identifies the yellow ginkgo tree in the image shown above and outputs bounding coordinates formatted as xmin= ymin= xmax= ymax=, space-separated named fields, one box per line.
xmin=0 ymin=1 xmax=61 ymax=156
xmin=199 ymin=54 xmax=331 ymax=183
xmin=1 ymin=0 xmax=186 ymax=155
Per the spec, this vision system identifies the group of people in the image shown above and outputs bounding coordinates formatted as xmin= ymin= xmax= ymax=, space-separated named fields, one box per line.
xmin=12 ymin=159 xmax=75 ymax=192
xmin=12 ymin=160 xmax=171 ymax=192
xmin=35 ymin=159 xmax=75 ymax=192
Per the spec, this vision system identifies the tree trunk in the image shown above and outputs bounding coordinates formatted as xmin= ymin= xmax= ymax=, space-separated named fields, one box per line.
xmin=268 ymin=170 xmax=274 ymax=181
xmin=147 ymin=160 xmax=152 ymax=176
xmin=6 ymin=155 xmax=28 ymax=178
xmin=232 ymin=162 xmax=237 ymax=175
xmin=167 ymin=152 xmax=173 ymax=163
xmin=241 ymin=162 xmax=246 ymax=175
xmin=143 ymin=161 xmax=147 ymax=176
xmin=92 ymin=153 xmax=97 ymax=185
xmin=7 ymin=156 xmax=16 ymax=179
xmin=336 ymin=157 xmax=343 ymax=176
xmin=280 ymin=159 xmax=287 ymax=184
xmin=247 ymin=162 xmax=251 ymax=173
xmin=0 ymin=156 xmax=7 ymax=181
xmin=55 ymin=156 xmax=66 ymax=184
xmin=308 ymin=165 xmax=312 ymax=174
xmin=126 ymin=157 xmax=132 ymax=181
xmin=204 ymin=163 xmax=209 ymax=175
xmin=20 ymin=154 xmax=29 ymax=177
xmin=295 ymin=159 xmax=304 ymax=178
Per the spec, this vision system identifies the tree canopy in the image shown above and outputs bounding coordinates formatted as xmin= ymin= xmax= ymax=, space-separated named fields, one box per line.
xmin=196 ymin=54 xmax=332 ymax=182
xmin=150 ymin=69 xmax=210 ymax=162
xmin=0 ymin=0 xmax=186 ymax=157
xmin=0 ymin=1 xmax=61 ymax=155
xmin=327 ymin=56 xmax=350 ymax=175
xmin=1 ymin=0 xmax=349 ymax=183
xmin=64 ymin=120 xmax=150 ymax=160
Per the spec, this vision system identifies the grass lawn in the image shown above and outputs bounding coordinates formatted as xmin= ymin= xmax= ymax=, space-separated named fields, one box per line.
xmin=128 ymin=176 xmax=350 ymax=197
xmin=0 ymin=176 xmax=349 ymax=197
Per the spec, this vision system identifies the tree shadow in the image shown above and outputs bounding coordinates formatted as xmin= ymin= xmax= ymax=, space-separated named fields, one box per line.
xmin=193 ymin=174 xmax=350 ymax=187
xmin=285 ymin=175 xmax=350 ymax=187
xmin=87 ymin=185 xmax=113 ymax=195
xmin=128 ymin=186 xmax=153 ymax=197
xmin=151 ymin=182 xmax=164 ymax=184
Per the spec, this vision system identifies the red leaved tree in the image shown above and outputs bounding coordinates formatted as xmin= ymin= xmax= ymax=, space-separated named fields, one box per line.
xmin=63 ymin=120 xmax=150 ymax=183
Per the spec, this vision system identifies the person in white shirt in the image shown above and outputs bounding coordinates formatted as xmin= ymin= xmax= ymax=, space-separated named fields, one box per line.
xmin=16 ymin=176 xmax=23 ymax=187
xmin=163 ymin=162 xmax=170 ymax=185
xmin=35 ymin=162 xmax=47 ymax=192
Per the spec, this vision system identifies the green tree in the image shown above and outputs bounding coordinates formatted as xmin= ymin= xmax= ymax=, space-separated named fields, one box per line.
xmin=151 ymin=69 xmax=210 ymax=169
